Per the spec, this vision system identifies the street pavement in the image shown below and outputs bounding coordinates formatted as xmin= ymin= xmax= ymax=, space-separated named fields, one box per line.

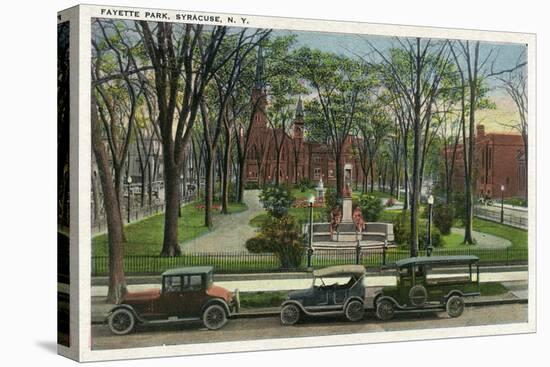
xmin=91 ymin=303 xmax=528 ymax=350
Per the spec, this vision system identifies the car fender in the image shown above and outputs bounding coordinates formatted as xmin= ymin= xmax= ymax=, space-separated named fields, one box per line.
xmin=376 ymin=296 xmax=405 ymax=310
xmin=281 ymin=300 xmax=308 ymax=314
xmin=443 ymin=290 xmax=464 ymax=301
xmin=343 ymin=296 xmax=364 ymax=310
xmin=107 ymin=304 xmax=145 ymax=324
xmin=201 ymin=298 xmax=231 ymax=317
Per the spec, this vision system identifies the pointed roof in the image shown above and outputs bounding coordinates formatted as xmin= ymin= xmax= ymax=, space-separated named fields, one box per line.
xmin=254 ymin=45 xmax=264 ymax=89
xmin=295 ymin=96 xmax=304 ymax=119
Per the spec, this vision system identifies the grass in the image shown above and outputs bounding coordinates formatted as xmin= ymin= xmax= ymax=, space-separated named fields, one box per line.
xmin=92 ymin=201 xmax=248 ymax=257
xmin=249 ymin=207 xmax=325 ymax=228
xmin=479 ymin=282 xmax=509 ymax=296
xmin=239 ymin=291 xmax=288 ymax=309
xmin=290 ymin=187 xmax=316 ymax=200
xmin=454 ymin=218 xmax=527 ymax=250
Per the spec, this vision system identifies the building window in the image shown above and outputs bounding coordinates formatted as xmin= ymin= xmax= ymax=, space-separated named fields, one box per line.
xmin=314 ymin=167 xmax=321 ymax=179
xmin=313 ymin=156 xmax=321 ymax=164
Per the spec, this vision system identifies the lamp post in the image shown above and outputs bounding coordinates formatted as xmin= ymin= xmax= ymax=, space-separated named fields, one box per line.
xmin=307 ymin=195 xmax=315 ymax=269
xmin=427 ymin=194 xmax=434 ymax=256
xmin=179 ymin=174 xmax=184 ymax=217
xmin=126 ymin=176 xmax=132 ymax=223
xmin=500 ymin=184 xmax=505 ymax=223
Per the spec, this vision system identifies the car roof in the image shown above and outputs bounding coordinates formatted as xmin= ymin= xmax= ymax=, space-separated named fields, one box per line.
xmin=161 ymin=266 xmax=213 ymax=276
xmin=393 ymin=255 xmax=479 ymax=268
xmin=313 ymin=265 xmax=366 ymax=277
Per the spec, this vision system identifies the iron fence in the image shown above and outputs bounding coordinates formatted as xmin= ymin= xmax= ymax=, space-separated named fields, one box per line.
xmin=91 ymin=247 xmax=527 ymax=276
xmin=474 ymin=206 xmax=528 ymax=229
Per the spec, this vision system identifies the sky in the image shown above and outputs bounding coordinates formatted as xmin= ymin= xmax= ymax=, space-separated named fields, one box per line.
xmin=274 ymin=29 xmax=526 ymax=133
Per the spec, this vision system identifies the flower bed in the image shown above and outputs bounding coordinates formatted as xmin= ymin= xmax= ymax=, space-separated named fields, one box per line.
xmin=292 ymin=198 xmax=325 ymax=208
xmin=195 ymin=204 xmax=221 ymax=211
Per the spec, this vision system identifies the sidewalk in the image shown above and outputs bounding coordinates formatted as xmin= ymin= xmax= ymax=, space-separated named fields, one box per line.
xmin=91 ymin=270 xmax=528 ymax=297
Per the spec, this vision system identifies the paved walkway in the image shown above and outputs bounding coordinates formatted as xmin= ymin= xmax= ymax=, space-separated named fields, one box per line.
xmin=181 ymin=190 xmax=263 ymax=253
xmin=450 ymin=228 xmax=512 ymax=249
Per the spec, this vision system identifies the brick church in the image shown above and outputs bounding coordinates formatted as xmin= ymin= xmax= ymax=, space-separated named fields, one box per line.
xmin=452 ymin=124 xmax=527 ymax=199
xmin=243 ymin=54 xmax=365 ymax=188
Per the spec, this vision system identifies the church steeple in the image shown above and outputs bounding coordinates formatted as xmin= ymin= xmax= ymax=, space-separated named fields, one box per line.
xmin=295 ymin=96 xmax=304 ymax=119
xmin=293 ymin=96 xmax=304 ymax=140
xmin=254 ymin=45 xmax=265 ymax=90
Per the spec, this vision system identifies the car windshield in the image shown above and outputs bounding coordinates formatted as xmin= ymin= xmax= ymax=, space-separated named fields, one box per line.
xmin=313 ymin=275 xmax=356 ymax=288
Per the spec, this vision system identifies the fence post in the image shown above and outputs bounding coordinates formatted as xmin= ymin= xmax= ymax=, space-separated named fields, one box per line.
xmin=382 ymin=241 xmax=387 ymax=266
xmin=355 ymin=240 xmax=361 ymax=265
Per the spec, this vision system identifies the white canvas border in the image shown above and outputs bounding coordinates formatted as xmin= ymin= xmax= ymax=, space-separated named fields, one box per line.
xmin=63 ymin=3 xmax=537 ymax=362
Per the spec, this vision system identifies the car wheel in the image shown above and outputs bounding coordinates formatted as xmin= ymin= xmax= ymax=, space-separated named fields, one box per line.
xmin=108 ymin=308 xmax=136 ymax=335
xmin=345 ymin=300 xmax=365 ymax=322
xmin=280 ymin=304 xmax=301 ymax=325
xmin=446 ymin=295 xmax=465 ymax=318
xmin=202 ymin=304 xmax=228 ymax=330
xmin=376 ymin=299 xmax=395 ymax=321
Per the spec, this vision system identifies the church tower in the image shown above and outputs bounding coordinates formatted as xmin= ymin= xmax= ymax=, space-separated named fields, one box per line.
xmin=251 ymin=45 xmax=267 ymax=128
xmin=293 ymin=96 xmax=304 ymax=141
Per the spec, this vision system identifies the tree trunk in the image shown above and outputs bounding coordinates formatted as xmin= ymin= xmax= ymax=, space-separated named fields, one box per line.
xmin=221 ymin=128 xmax=232 ymax=214
xmin=160 ymin=164 xmax=182 ymax=256
xmin=91 ymin=98 xmax=127 ymax=304
xmin=204 ymin=149 xmax=215 ymax=228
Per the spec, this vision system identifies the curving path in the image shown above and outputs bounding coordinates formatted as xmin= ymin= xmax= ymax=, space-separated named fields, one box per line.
xmin=450 ymin=228 xmax=511 ymax=249
xmin=181 ymin=190 xmax=263 ymax=253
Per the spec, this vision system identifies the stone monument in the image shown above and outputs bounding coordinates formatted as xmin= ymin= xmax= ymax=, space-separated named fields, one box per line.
xmin=342 ymin=163 xmax=353 ymax=222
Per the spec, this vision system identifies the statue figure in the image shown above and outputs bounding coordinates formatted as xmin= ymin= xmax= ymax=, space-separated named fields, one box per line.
xmin=343 ymin=167 xmax=352 ymax=198
xmin=329 ymin=206 xmax=342 ymax=240
xmin=352 ymin=206 xmax=365 ymax=234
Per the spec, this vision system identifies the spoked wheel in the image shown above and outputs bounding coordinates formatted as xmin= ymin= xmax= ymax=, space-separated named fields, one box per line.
xmin=202 ymin=304 xmax=228 ymax=330
xmin=345 ymin=300 xmax=365 ymax=322
xmin=108 ymin=308 xmax=136 ymax=335
xmin=376 ymin=299 xmax=395 ymax=321
xmin=446 ymin=295 xmax=465 ymax=318
xmin=280 ymin=304 xmax=301 ymax=325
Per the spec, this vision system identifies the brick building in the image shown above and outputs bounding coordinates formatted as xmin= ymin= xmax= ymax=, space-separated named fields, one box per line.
xmin=243 ymin=61 xmax=365 ymax=187
xmin=452 ymin=124 xmax=526 ymax=199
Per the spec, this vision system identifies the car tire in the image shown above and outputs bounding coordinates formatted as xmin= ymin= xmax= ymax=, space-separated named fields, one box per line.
xmin=446 ymin=295 xmax=465 ymax=318
xmin=345 ymin=300 xmax=365 ymax=322
xmin=202 ymin=304 xmax=228 ymax=330
xmin=108 ymin=308 xmax=136 ymax=335
xmin=376 ymin=299 xmax=395 ymax=321
xmin=280 ymin=304 xmax=301 ymax=325
xmin=409 ymin=285 xmax=428 ymax=307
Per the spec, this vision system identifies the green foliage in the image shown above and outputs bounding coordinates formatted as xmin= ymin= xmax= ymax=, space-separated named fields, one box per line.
xmin=503 ymin=197 xmax=528 ymax=207
xmin=432 ymin=204 xmax=455 ymax=235
xmin=323 ymin=186 xmax=340 ymax=220
xmin=245 ymin=215 xmax=304 ymax=268
xmin=452 ymin=192 xmax=467 ymax=226
xmin=259 ymin=185 xmax=294 ymax=218
xmin=296 ymin=177 xmax=314 ymax=192
xmin=358 ymin=194 xmax=384 ymax=222
xmin=392 ymin=210 xmax=445 ymax=249
xmin=244 ymin=182 xmax=260 ymax=190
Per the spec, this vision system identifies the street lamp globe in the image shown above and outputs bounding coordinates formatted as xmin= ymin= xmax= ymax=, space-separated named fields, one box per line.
xmin=428 ymin=195 xmax=434 ymax=205
xmin=501 ymin=184 xmax=505 ymax=192
xmin=308 ymin=195 xmax=315 ymax=206
xmin=127 ymin=176 xmax=132 ymax=184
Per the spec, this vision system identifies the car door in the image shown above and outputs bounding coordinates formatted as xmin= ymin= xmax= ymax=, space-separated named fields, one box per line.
xmin=313 ymin=277 xmax=329 ymax=306
xmin=159 ymin=275 xmax=187 ymax=318
xmin=179 ymin=274 xmax=210 ymax=317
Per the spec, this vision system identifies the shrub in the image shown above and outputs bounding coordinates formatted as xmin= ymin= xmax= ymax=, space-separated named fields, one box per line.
xmin=358 ymin=194 xmax=384 ymax=222
xmin=432 ymin=204 xmax=455 ymax=235
xmin=296 ymin=178 xmax=314 ymax=192
xmin=259 ymin=185 xmax=294 ymax=218
xmin=392 ymin=210 xmax=445 ymax=249
xmin=452 ymin=192 xmax=467 ymax=226
xmin=245 ymin=215 xmax=304 ymax=268
xmin=323 ymin=186 xmax=340 ymax=220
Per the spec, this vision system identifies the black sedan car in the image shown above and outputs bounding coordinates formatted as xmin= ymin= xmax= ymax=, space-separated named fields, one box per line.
xmin=280 ymin=265 xmax=366 ymax=325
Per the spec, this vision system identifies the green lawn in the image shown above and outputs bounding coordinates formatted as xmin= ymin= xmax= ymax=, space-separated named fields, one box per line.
xmin=249 ymin=206 xmax=325 ymax=228
xmin=290 ymin=187 xmax=316 ymax=200
xmin=453 ymin=218 xmax=527 ymax=249
xmin=92 ymin=201 xmax=247 ymax=256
